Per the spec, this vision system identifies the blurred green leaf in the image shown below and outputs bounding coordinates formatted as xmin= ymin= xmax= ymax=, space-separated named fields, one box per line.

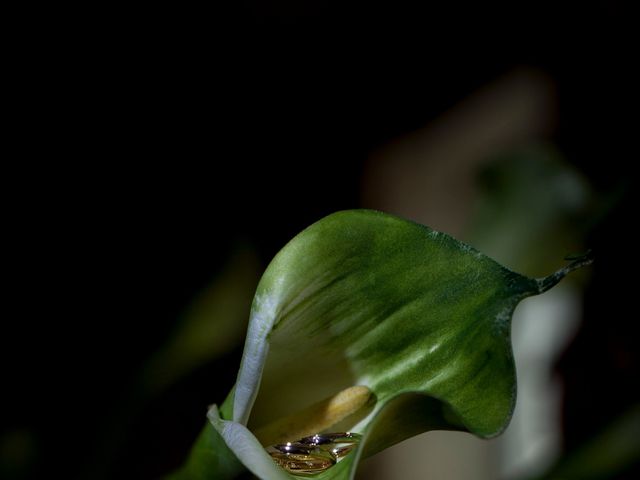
xmin=468 ymin=145 xmax=591 ymax=276
xmin=167 ymin=423 xmax=245 ymax=480
xmin=537 ymin=405 xmax=640 ymax=480
xmin=173 ymin=210 xmax=589 ymax=479
xmin=143 ymin=247 xmax=260 ymax=394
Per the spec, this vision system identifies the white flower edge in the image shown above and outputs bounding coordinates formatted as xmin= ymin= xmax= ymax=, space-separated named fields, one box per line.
xmin=208 ymin=404 xmax=293 ymax=480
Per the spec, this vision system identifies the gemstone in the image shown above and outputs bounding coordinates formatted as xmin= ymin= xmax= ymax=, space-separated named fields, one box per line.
xmin=299 ymin=432 xmax=362 ymax=446
xmin=271 ymin=442 xmax=315 ymax=455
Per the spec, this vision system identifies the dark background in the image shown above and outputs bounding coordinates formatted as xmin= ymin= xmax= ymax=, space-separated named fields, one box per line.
xmin=3 ymin=1 xmax=637 ymax=479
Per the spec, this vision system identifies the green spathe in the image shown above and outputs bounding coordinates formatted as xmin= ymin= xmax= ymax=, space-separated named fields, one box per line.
xmin=174 ymin=210 xmax=591 ymax=480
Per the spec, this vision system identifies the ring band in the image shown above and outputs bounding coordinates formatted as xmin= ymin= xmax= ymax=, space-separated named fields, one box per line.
xmin=267 ymin=432 xmax=362 ymax=475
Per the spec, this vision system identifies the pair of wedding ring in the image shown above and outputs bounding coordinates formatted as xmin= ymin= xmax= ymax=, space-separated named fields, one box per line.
xmin=267 ymin=432 xmax=362 ymax=476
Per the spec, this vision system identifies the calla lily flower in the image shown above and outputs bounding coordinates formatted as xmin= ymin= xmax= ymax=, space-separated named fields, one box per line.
xmin=170 ymin=210 xmax=591 ymax=480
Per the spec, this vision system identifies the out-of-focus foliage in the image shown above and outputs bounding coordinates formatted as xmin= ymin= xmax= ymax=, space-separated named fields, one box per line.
xmin=538 ymin=406 xmax=640 ymax=479
xmin=468 ymin=145 xmax=591 ymax=275
xmin=142 ymin=247 xmax=260 ymax=395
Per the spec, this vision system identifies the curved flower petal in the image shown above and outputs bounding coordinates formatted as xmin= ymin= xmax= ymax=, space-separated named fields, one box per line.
xmin=198 ymin=210 xmax=589 ymax=479
xmin=208 ymin=406 xmax=291 ymax=479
